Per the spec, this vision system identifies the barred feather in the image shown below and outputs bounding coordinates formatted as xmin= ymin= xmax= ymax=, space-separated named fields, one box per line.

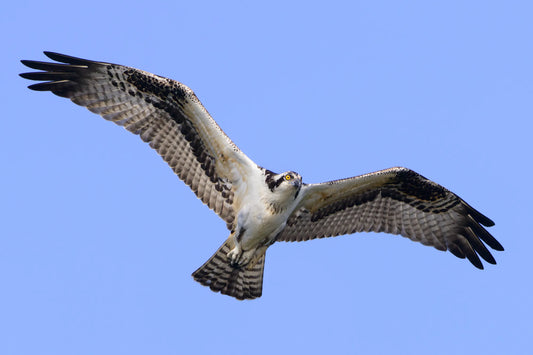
xmin=19 ymin=51 xmax=261 ymax=229
xmin=279 ymin=167 xmax=502 ymax=269
xmin=192 ymin=238 xmax=265 ymax=300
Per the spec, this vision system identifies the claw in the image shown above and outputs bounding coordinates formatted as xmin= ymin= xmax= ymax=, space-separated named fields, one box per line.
xmin=227 ymin=245 xmax=243 ymax=266
xmin=239 ymin=249 xmax=254 ymax=266
xmin=227 ymin=246 xmax=255 ymax=268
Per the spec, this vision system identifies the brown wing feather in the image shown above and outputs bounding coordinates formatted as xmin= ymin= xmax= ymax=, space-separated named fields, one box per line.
xmin=278 ymin=167 xmax=503 ymax=269
xmin=21 ymin=52 xmax=257 ymax=229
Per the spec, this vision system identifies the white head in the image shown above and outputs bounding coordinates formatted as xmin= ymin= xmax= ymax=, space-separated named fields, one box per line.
xmin=266 ymin=170 xmax=303 ymax=200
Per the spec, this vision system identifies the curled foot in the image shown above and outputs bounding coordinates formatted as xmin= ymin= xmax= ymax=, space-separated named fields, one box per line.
xmin=227 ymin=246 xmax=255 ymax=267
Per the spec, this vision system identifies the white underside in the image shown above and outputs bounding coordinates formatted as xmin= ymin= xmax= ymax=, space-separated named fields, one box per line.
xmin=226 ymin=173 xmax=304 ymax=266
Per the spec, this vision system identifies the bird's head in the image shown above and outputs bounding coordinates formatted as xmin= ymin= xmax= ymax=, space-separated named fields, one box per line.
xmin=267 ymin=171 xmax=303 ymax=199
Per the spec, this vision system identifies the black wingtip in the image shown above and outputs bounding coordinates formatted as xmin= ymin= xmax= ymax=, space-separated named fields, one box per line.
xmin=482 ymin=251 xmax=497 ymax=265
xmin=27 ymin=82 xmax=54 ymax=91
xmin=464 ymin=202 xmax=495 ymax=227
xmin=466 ymin=253 xmax=484 ymax=270
xmin=20 ymin=71 xmax=78 ymax=81
xmin=25 ymin=80 xmax=73 ymax=94
xmin=471 ymin=222 xmax=504 ymax=252
xmin=20 ymin=59 xmax=49 ymax=71
xmin=20 ymin=72 xmax=48 ymax=80
xmin=493 ymin=243 xmax=504 ymax=252
xmin=43 ymin=51 xmax=67 ymax=61
xmin=43 ymin=51 xmax=95 ymax=66
xmin=483 ymin=218 xmax=495 ymax=227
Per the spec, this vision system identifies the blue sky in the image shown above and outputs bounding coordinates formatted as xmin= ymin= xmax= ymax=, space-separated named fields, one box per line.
xmin=3 ymin=1 xmax=532 ymax=354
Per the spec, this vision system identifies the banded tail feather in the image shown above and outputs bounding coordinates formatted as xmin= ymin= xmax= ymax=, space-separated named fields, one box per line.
xmin=192 ymin=238 xmax=266 ymax=300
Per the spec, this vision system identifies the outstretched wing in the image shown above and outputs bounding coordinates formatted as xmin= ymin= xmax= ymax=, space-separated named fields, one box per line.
xmin=20 ymin=52 xmax=260 ymax=229
xmin=278 ymin=167 xmax=503 ymax=269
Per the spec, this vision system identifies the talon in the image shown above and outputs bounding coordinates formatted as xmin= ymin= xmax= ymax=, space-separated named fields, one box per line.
xmin=239 ymin=251 xmax=253 ymax=266
xmin=227 ymin=246 xmax=255 ymax=268
xmin=227 ymin=245 xmax=242 ymax=266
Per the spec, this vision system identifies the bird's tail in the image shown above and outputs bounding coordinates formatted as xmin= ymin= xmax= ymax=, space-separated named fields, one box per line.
xmin=192 ymin=237 xmax=266 ymax=300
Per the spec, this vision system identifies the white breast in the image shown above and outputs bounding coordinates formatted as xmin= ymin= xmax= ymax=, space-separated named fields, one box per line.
xmin=236 ymin=180 xmax=300 ymax=250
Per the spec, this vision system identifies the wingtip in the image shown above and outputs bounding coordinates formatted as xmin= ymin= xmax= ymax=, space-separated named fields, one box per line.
xmin=43 ymin=51 xmax=70 ymax=62
xmin=468 ymin=254 xmax=484 ymax=270
xmin=20 ymin=59 xmax=42 ymax=70
xmin=42 ymin=51 xmax=95 ymax=66
xmin=27 ymin=82 xmax=50 ymax=91
xmin=464 ymin=202 xmax=495 ymax=227
xmin=43 ymin=51 xmax=62 ymax=59
xmin=484 ymin=219 xmax=496 ymax=227
xmin=493 ymin=243 xmax=504 ymax=252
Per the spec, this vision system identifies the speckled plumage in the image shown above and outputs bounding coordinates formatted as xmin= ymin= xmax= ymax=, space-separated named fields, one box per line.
xmin=21 ymin=52 xmax=503 ymax=300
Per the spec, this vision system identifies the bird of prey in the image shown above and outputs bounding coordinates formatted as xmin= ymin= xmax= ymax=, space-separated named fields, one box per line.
xmin=20 ymin=52 xmax=503 ymax=300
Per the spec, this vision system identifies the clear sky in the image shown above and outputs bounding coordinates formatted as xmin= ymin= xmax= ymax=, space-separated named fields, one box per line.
xmin=2 ymin=1 xmax=532 ymax=354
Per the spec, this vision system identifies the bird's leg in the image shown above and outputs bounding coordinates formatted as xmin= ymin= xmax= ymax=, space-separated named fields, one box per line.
xmin=227 ymin=243 xmax=243 ymax=266
xmin=227 ymin=229 xmax=243 ymax=266
xmin=227 ymin=228 xmax=256 ymax=267
xmin=238 ymin=249 xmax=255 ymax=267
xmin=227 ymin=246 xmax=256 ymax=267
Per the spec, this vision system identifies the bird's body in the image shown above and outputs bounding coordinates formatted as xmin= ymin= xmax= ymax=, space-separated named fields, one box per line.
xmin=20 ymin=52 xmax=503 ymax=300
xmin=231 ymin=171 xmax=302 ymax=262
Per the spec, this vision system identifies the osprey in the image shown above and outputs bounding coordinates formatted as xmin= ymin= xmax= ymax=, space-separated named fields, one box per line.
xmin=20 ymin=52 xmax=503 ymax=300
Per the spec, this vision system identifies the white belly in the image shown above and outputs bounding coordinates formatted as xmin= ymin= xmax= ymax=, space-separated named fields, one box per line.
xmin=236 ymin=198 xmax=293 ymax=250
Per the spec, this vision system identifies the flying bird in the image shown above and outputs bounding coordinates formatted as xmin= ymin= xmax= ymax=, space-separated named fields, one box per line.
xmin=20 ymin=52 xmax=503 ymax=300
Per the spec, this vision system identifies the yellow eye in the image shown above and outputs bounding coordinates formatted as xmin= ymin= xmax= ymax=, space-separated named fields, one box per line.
xmin=285 ymin=174 xmax=292 ymax=181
